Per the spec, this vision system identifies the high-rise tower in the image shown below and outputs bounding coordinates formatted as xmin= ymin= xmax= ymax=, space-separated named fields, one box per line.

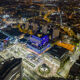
xmin=0 ymin=57 xmax=22 ymax=80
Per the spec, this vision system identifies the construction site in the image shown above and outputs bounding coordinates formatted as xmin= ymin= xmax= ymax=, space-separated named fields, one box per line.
xmin=0 ymin=0 xmax=80 ymax=80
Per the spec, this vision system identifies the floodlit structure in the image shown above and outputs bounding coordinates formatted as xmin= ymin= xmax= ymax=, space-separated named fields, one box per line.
xmin=27 ymin=33 xmax=51 ymax=54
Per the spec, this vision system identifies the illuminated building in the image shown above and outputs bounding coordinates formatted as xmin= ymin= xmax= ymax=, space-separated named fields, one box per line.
xmin=47 ymin=45 xmax=69 ymax=59
xmin=27 ymin=33 xmax=51 ymax=54
xmin=0 ymin=32 xmax=10 ymax=51
xmin=0 ymin=57 xmax=22 ymax=80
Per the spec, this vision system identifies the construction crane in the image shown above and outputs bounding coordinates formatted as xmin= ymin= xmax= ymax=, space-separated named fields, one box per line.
xmin=43 ymin=7 xmax=60 ymax=23
xmin=43 ymin=9 xmax=56 ymax=23
xmin=17 ymin=23 xmax=33 ymax=35
xmin=17 ymin=16 xmax=38 ymax=34
xmin=61 ymin=26 xmax=77 ymax=38
xmin=43 ymin=7 xmax=77 ymax=39
xmin=17 ymin=24 xmax=27 ymax=33
xmin=57 ymin=7 xmax=78 ymax=39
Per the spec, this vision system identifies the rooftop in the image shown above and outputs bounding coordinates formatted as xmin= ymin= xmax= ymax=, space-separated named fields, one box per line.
xmin=2 ymin=27 xmax=23 ymax=37
xmin=0 ymin=32 xmax=8 ymax=40
xmin=47 ymin=45 xmax=69 ymax=59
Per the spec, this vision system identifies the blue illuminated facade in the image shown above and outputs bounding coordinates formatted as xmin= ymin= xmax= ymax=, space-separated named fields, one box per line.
xmin=27 ymin=34 xmax=51 ymax=54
